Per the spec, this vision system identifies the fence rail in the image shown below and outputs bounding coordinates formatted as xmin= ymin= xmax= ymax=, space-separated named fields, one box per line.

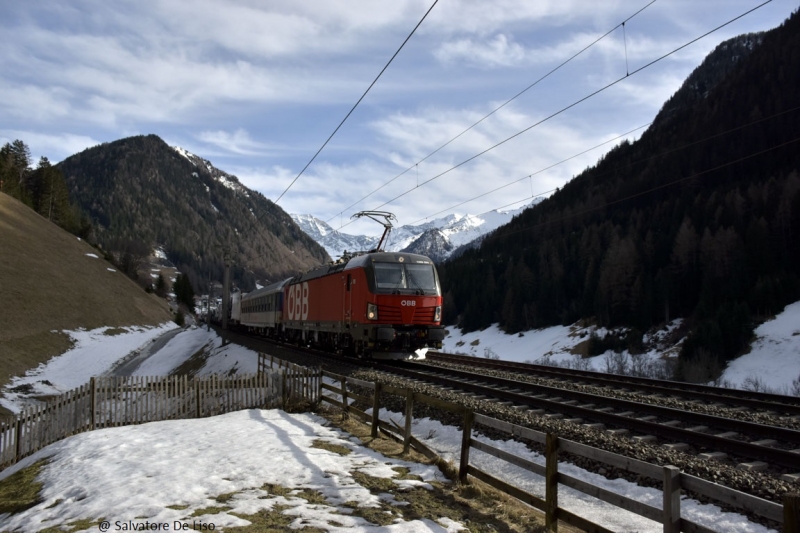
xmin=2 ymin=357 xmax=795 ymax=532
xmin=319 ymin=369 xmax=798 ymax=533
xmin=1 ymin=353 xmax=322 ymax=472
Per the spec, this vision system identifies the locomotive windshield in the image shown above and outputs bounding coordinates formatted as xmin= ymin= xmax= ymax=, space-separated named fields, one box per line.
xmin=374 ymin=262 xmax=438 ymax=292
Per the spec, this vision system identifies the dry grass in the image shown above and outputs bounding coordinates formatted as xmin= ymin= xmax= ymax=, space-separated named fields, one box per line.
xmin=0 ymin=193 xmax=173 ymax=413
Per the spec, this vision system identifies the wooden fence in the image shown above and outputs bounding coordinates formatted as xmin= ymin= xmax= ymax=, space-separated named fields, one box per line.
xmin=319 ymin=369 xmax=798 ymax=533
xmin=257 ymin=352 xmax=322 ymax=406
xmin=1 ymin=354 xmax=322 ymax=472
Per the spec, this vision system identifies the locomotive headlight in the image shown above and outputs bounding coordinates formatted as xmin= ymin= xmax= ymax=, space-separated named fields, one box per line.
xmin=367 ymin=303 xmax=378 ymax=320
xmin=434 ymin=306 xmax=441 ymax=322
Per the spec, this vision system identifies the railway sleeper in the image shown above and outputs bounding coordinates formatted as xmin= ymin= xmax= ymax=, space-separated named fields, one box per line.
xmin=782 ymin=472 xmax=800 ymax=483
xmin=699 ymin=451 xmax=728 ymax=462
xmin=582 ymin=423 xmax=606 ymax=430
xmin=737 ymin=461 xmax=769 ymax=472
xmin=663 ymin=442 xmax=691 ymax=451
xmin=751 ymin=439 xmax=778 ymax=447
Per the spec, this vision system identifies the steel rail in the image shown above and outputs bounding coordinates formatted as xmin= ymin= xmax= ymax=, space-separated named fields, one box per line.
xmin=388 ymin=362 xmax=800 ymax=471
xmin=427 ymin=352 xmax=800 ymax=416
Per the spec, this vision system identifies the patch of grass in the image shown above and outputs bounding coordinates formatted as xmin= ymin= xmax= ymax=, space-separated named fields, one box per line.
xmin=227 ymin=505 xmax=327 ymax=532
xmin=191 ymin=505 xmax=229 ymax=516
xmin=167 ymin=504 xmax=190 ymax=510
xmin=292 ymin=488 xmax=328 ymax=506
xmin=39 ymin=518 xmax=103 ymax=533
xmin=317 ymin=410 xmax=563 ymax=533
xmin=342 ymin=499 xmax=397 ymax=526
xmin=310 ymin=439 xmax=352 ymax=456
xmin=261 ymin=483 xmax=293 ymax=497
xmin=103 ymin=327 xmax=128 ymax=336
xmin=0 ymin=459 xmax=48 ymax=514
xmin=215 ymin=492 xmax=236 ymax=504
xmin=169 ymin=341 xmax=213 ymax=377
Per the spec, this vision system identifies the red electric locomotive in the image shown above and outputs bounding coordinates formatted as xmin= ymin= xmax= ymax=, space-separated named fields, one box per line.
xmin=282 ymin=250 xmax=444 ymax=359
xmin=281 ymin=211 xmax=445 ymax=359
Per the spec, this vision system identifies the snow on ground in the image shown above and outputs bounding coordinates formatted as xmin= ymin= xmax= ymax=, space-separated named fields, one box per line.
xmin=131 ymin=326 xmax=259 ymax=377
xmin=441 ymin=320 xmax=681 ymax=375
xmin=2 ymin=303 xmax=798 ymax=532
xmin=0 ymin=410 xmax=462 ymax=533
xmin=442 ymin=300 xmax=800 ymax=393
xmin=718 ymin=300 xmax=800 ymax=394
xmin=0 ymin=323 xmax=177 ymax=414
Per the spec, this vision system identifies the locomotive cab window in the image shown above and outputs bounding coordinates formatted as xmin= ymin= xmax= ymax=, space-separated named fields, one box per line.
xmin=374 ymin=263 xmax=405 ymax=289
xmin=373 ymin=262 xmax=438 ymax=293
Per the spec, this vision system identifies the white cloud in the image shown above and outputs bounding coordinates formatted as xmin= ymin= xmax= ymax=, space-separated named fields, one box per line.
xmin=435 ymin=34 xmax=527 ymax=68
xmin=0 ymin=130 xmax=101 ymax=165
xmin=0 ymin=0 xmax=793 ymax=229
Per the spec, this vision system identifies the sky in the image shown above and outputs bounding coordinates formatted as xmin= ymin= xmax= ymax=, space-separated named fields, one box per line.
xmin=1 ymin=1 xmax=797 ymax=235
xmin=3 ymin=311 xmax=796 ymax=532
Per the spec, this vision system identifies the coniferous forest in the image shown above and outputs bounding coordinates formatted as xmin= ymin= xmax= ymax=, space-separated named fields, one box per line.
xmin=439 ymin=10 xmax=800 ymax=382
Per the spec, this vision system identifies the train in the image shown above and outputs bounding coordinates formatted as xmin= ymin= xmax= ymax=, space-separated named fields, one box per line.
xmin=223 ymin=212 xmax=445 ymax=360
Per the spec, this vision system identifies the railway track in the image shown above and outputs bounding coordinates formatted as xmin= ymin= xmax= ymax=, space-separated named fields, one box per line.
xmin=214 ymin=328 xmax=798 ymax=508
xmin=385 ymin=359 xmax=800 ymax=473
xmin=427 ymin=351 xmax=800 ymax=419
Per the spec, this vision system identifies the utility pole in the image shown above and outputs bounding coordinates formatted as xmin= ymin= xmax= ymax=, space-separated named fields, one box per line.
xmin=221 ymin=248 xmax=232 ymax=344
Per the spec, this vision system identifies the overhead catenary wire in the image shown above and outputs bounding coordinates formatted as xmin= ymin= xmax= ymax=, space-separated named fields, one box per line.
xmin=332 ymin=0 xmax=773 ymax=230
xmin=481 ymin=134 xmax=800 ymax=246
xmin=410 ymin=101 xmax=800 ymax=226
xmin=328 ymin=0 xmax=659 ymax=224
xmin=408 ymin=122 xmax=653 ymax=225
xmin=240 ymin=0 xmax=438 ymax=267
xmin=266 ymin=0 xmax=439 ymax=211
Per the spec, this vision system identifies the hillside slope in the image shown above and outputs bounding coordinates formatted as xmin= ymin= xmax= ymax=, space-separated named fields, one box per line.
xmin=0 ymin=192 xmax=173 ymax=395
xmin=440 ymin=14 xmax=800 ymax=381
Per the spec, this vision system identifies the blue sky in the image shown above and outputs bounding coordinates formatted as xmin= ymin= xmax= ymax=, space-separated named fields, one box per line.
xmin=1 ymin=0 xmax=795 ymax=234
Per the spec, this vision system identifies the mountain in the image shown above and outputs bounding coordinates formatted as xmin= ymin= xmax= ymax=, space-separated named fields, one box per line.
xmin=57 ymin=135 xmax=330 ymax=292
xmin=291 ymin=202 xmax=535 ymax=262
xmin=438 ymin=12 xmax=800 ymax=383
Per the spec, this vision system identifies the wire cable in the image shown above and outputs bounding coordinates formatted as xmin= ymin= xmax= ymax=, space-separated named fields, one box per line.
xmin=408 ymin=123 xmax=652 ymax=225
xmin=328 ymin=0 xmax=659 ymax=223
xmin=342 ymin=0 xmax=773 ymax=228
xmin=408 ymin=100 xmax=800 ymax=227
xmin=482 ymin=135 xmax=800 ymax=246
xmin=268 ymin=0 xmax=439 ymax=210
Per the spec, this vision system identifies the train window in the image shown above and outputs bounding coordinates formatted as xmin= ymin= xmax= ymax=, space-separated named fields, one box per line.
xmin=405 ymin=264 xmax=437 ymax=291
xmin=374 ymin=263 xmax=405 ymax=289
xmin=374 ymin=262 xmax=438 ymax=292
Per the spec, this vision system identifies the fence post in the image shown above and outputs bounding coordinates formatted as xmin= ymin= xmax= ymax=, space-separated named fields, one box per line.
xmin=663 ymin=466 xmax=681 ymax=533
xmin=371 ymin=382 xmax=382 ymax=439
xmin=341 ymin=376 xmax=348 ymax=416
xmin=545 ymin=433 xmax=559 ymax=532
xmin=14 ymin=416 xmax=23 ymax=464
xmin=317 ymin=367 xmax=323 ymax=405
xmin=90 ymin=377 xmax=96 ymax=430
xmin=403 ymin=389 xmax=414 ymax=454
xmin=281 ymin=371 xmax=288 ymax=410
xmin=195 ymin=379 xmax=201 ymax=418
xmin=786 ymin=493 xmax=800 ymax=533
xmin=458 ymin=409 xmax=474 ymax=484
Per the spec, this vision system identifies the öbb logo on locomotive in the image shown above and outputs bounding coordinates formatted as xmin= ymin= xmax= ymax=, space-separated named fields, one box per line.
xmin=400 ymin=300 xmax=416 ymax=307
xmin=286 ymin=282 xmax=309 ymax=321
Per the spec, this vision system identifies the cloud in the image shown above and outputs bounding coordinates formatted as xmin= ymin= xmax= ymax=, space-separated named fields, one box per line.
xmin=197 ymin=129 xmax=272 ymax=156
xmin=0 ymin=130 xmax=101 ymax=164
xmin=435 ymin=34 xmax=527 ymax=68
